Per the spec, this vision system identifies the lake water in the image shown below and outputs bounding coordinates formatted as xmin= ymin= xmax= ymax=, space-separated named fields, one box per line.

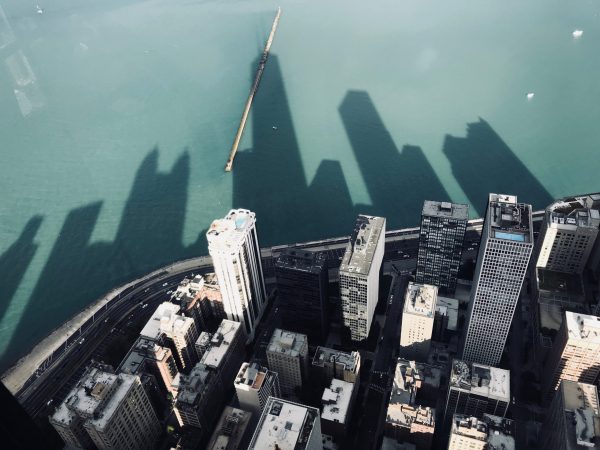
xmin=1 ymin=0 xmax=599 ymax=371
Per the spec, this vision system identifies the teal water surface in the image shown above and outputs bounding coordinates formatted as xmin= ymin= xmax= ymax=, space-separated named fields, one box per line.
xmin=1 ymin=0 xmax=599 ymax=370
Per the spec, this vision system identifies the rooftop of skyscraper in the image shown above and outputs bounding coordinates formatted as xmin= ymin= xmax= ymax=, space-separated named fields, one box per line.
xmin=403 ymin=282 xmax=437 ymax=317
xmin=268 ymin=329 xmax=307 ymax=357
xmin=206 ymin=209 xmax=256 ymax=250
xmin=235 ymin=362 xmax=269 ymax=390
xmin=176 ymin=362 xmax=212 ymax=405
xmin=340 ymin=215 xmax=385 ymax=275
xmin=422 ymin=200 xmax=469 ymax=220
xmin=140 ymin=302 xmax=182 ymax=340
xmin=275 ymin=248 xmax=327 ymax=274
xmin=321 ymin=378 xmax=354 ymax=424
xmin=565 ymin=312 xmax=600 ymax=344
xmin=248 ymin=397 xmax=320 ymax=450
xmin=205 ymin=406 xmax=252 ymax=450
xmin=312 ymin=347 xmax=360 ymax=373
xmin=51 ymin=366 xmax=135 ymax=430
xmin=450 ymin=359 xmax=510 ymax=402
xmin=546 ymin=193 xmax=600 ymax=229
xmin=487 ymin=193 xmax=532 ymax=243
xmin=198 ymin=320 xmax=241 ymax=370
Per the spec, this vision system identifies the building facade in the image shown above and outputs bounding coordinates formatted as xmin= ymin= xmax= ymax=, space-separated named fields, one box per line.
xmin=541 ymin=381 xmax=600 ymax=450
xmin=274 ymin=248 xmax=329 ymax=341
xmin=542 ymin=312 xmax=600 ymax=400
xmin=207 ymin=209 xmax=267 ymax=342
xmin=462 ymin=194 xmax=533 ymax=366
xmin=340 ymin=215 xmax=386 ymax=341
xmin=118 ymin=336 xmax=180 ymax=395
xmin=234 ymin=362 xmax=281 ymax=418
xmin=50 ymin=366 xmax=160 ymax=450
xmin=266 ymin=329 xmax=309 ymax=395
xmin=248 ymin=397 xmax=323 ymax=450
xmin=400 ymin=282 xmax=437 ymax=361
xmin=416 ymin=201 xmax=468 ymax=294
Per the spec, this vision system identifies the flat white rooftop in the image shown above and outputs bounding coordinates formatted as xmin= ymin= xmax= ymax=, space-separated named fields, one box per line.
xmin=340 ymin=215 xmax=385 ymax=275
xmin=249 ymin=398 xmax=319 ymax=450
xmin=199 ymin=320 xmax=241 ymax=369
xmin=140 ymin=302 xmax=181 ymax=340
xmin=565 ymin=312 xmax=600 ymax=344
xmin=321 ymin=378 xmax=354 ymax=424
xmin=404 ymin=282 xmax=437 ymax=317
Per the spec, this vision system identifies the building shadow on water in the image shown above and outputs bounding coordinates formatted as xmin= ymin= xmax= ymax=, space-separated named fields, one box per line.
xmin=0 ymin=216 xmax=43 ymax=323
xmin=443 ymin=118 xmax=553 ymax=215
xmin=233 ymin=54 xmax=355 ymax=245
xmin=0 ymin=148 xmax=204 ymax=371
xmin=339 ymin=90 xmax=451 ymax=228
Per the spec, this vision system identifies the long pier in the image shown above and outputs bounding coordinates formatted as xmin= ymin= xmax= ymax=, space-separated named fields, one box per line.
xmin=225 ymin=7 xmax=282 ymax=172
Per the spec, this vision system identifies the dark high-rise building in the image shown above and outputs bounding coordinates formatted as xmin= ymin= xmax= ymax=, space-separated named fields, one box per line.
xmin=275 ymin=248 xmax=329 ymax=341
xmin=416 ymin=201 xmax=468 ymax=294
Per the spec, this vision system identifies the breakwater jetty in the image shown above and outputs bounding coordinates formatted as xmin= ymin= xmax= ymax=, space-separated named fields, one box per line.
xmin=225 ymin=7 xmax=282 ymax=172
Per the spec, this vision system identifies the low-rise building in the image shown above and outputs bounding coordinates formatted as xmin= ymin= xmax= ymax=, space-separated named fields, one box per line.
xmin=385 ymin=359 xmax=436 ymax=450
xmin=444 ymin=360 xmax=510 ymax=426
xmin=541 ymin=380 xmax=600 ymax=450
xmin=447 ymin=414 xmax=515 ymax=450
xmin=50 ymin=366 xmax=160 ymax=450
xmin=267 ymin=328 xmax=309 ymax=395
xmin=235 ymin=361 xmax=281 ymax=418
xmin=312 ymin=346 xmax=361 ymax=385
xmin=205 ymin=407 xmax=253 ymax=450
xmin=171 ymin=274 xmax=226 ymax=330
xmin=248 ymin=397 xmax=323 ymax=450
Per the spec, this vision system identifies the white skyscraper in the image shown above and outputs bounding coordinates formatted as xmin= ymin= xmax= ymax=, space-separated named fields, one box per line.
xmin=462 ymin=194 xmax=533 ymax=366
xmin=207 ymin=209 xmax=267 ymax=342
xmin=400 ymin=282 xmax=437 ymax=361
xmin=340 ymin=215 xmax=386 ymax=341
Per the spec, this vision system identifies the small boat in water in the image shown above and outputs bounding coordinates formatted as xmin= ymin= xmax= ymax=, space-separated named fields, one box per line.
xmin=527 ymin=93 xmax=535 ymax=100
xmin=272 ymin=126 xmax=278 ymax=130
xmin=572 ymin=29 xmax=583 ymax=39
xmin=36 ymin=4 xmax=44 ymax=14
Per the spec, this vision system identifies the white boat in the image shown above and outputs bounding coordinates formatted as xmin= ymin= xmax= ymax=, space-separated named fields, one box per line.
xmin=572 ymin=29 xmax=583 ymax=39
xmin=36 ymin=5 xmax=44 ymax=14
xmin=527 ymin=92 xmax=535 ymax=100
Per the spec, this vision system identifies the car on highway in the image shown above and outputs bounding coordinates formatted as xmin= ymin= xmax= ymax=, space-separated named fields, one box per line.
xmin=162 ymin=282 xmax=169 ymax=287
